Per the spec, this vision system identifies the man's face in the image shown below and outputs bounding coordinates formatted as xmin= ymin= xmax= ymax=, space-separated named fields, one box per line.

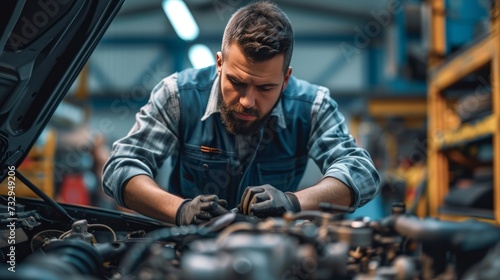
xmin=216 ymin=43 xmax=292 ymax=135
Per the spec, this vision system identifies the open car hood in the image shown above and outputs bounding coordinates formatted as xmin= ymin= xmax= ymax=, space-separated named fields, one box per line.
xmin=0 ymin=0 xmax=125 ymax=182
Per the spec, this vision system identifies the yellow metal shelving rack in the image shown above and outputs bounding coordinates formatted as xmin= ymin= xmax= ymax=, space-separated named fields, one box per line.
xmin=0 ymin=129 xmax=57 ymax=198
xmin=427 ymin=0 xmax=500 ymax=224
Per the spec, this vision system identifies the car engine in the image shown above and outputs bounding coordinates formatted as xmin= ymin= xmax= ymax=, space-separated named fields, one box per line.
xmin=1 ymin=197 xmax=500 ymax=280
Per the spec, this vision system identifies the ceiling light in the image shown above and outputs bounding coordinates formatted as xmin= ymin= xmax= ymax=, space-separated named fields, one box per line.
xmin=188 ymin=44 xmax=215 ymax=68
xmin=162 ymin=0 xmax=199 ymax=41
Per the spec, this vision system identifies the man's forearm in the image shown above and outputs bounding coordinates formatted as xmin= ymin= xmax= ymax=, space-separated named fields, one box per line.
xmin=294 ymin=177 xmax=353 ymax=211
xmin=123 ymin=175 xmax=184 ymax=224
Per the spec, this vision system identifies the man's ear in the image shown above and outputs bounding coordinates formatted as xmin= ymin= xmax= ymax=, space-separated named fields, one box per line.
xmin=282 ymin=67 xmax=292 ymax=92
xmin=216 ymin=51 xmax=223 ymax=75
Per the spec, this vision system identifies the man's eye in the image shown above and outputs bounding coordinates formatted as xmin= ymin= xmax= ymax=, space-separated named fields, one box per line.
xmin=230 ymin=80 xmax=244 ymax=87
xmin=258 ymin=87 xmax=272 ymax=92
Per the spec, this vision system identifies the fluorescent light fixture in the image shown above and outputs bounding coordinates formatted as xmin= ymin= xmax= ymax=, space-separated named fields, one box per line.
xmin=188 ymin=44 xmax=215 ymax=68
xmin=162 ymin=0 xmax=199 ymax=41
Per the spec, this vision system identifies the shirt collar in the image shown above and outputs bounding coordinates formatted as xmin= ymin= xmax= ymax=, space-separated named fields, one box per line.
xmin=200 ymin=76 xmax=221 ymax=121
xmin=201 ymin=76 xmax=287 ymax=130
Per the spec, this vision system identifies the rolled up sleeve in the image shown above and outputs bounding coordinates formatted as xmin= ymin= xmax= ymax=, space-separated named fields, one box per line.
xmin=308 ymin=86 xmax=381 ymax=208
xmin=102 ymin=74 xmax=180 ymax=207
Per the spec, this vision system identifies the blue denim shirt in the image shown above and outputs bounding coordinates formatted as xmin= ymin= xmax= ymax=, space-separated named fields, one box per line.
xmin=103 ymin=65 xmax=380 ymax=208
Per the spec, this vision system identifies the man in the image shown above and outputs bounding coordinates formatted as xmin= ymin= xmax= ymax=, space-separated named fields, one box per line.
xmin=103 ymin=1 xmax=380 ymax=226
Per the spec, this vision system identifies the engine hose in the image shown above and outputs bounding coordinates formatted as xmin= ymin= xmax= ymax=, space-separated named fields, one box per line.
xmin=119 ymin=225 xmax=213 ymax=276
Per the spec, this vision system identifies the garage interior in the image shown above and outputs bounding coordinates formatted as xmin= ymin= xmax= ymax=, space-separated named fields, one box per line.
xmin=1 ymin=0 xmax=500 ymax=279
xmin=14 ymin=0 xmax=494 ymax=221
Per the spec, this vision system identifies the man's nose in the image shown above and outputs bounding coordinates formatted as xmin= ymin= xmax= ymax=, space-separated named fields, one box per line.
xmin=239 ymin=89 xmax=256 ymax=108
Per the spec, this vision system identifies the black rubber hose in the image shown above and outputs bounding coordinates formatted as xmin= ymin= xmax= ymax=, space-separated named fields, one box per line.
xmin=119 ymin=225 xmax=213 ymax=277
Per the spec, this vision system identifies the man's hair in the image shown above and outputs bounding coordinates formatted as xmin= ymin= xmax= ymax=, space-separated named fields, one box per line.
xmin=221 ymin=1 xmax=294 ymax=74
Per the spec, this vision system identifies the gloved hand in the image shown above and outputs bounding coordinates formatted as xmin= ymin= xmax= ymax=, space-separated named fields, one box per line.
xmin=238 ymin=184 xmax=301 ymax=218
xmin=175 ymin=194 xmax=229 ymax=226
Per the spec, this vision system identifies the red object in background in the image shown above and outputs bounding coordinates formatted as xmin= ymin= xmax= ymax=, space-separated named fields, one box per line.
xmin=19 ymin=157 xmax=34 ymax=169
xmin=59 ymin=174 xmax=90 ymax=205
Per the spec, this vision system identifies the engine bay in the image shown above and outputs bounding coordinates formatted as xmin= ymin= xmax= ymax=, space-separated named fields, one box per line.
xmin=1 ymin=196 xmax=500 ymax=280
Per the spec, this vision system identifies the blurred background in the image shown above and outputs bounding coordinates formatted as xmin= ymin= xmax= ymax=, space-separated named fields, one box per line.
xmin=14 ymin=0 xmax=496 ymax=222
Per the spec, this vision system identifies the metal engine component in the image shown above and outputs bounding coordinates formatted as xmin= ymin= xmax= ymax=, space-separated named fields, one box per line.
xmin=1 ymin=202 xmax=500 ymax=279
xmin=0 ymin=219 xmax=126 ymax=280
xmin=181 ymin=232 xmax=350 ymax=280
xmin=182 ymin=233 xmax=298 ymax=279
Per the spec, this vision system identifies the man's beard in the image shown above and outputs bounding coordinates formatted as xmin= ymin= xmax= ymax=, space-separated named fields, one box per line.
xmin=217 ymin=92 xmax=267 ymax=135
xmin=218 ymin=92 xmax=268 ymax=136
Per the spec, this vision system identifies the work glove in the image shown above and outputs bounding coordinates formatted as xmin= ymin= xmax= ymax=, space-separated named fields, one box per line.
xmin=238 ymin=184 xmax=301 ymax=218
xmin=175 ymin=194 xmax=229 ymax=226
